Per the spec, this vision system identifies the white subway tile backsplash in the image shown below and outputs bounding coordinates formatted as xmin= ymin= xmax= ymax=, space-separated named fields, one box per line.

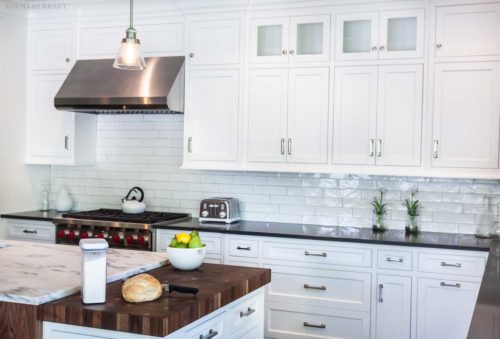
xmin=50 ymin=115 xmax=500 ymax=234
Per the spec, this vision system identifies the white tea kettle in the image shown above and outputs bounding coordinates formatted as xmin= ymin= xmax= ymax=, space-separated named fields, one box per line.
xmin=121 ymin=187 xmax=146 ymax=214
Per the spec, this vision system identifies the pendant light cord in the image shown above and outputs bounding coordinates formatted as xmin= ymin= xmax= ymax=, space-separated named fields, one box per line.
xmin=130 ymin=0 xmax=134 ymax=28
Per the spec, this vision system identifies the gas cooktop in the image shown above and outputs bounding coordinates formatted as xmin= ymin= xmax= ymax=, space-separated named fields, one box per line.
xmin=62 ymin=209 xmax=190 ymax=225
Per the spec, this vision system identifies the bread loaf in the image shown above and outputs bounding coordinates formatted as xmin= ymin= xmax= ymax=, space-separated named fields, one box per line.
xmin=122 ymin=273 xmax=162 ymax=303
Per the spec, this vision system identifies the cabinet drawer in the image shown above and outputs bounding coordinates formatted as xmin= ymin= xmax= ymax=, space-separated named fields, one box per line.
xmin=266 ymin=265 xmax=371 ymax=312
xmin=185 ymin=311 xmax=226 ymax=339
xmin=265 ymin=301 xmax=370 ymax=339
xmin=418 ymin=252 xmax=486 ymax=277
xmin=227 ymin=291 xmax=262 ymax=333
xmin=228 ymin=238 xmax=259 ymax=258
xmin=263 ymin=240 xmax=372 ymax=267
xmin=377 ymin=249 xmax=412 ymax=271
xmin=156 ymin=230 xmax=222 ymax=256
xmin=5 ymin=220 xmax=55 ymax=243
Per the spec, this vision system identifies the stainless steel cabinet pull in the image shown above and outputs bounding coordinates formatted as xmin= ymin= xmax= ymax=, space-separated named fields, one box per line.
xmin=236 ymin=246 xmax=251 ymax=251
xmin=65 ymin=58 xmax=71 ymax=63
xmin=441 ymin=261 xmax=461 ymax=268
xmin=287 ymin=138 xmax=292 ymax=156
xmin=64 ymin=136 xmax=69 ymax=150
xmin=379 ymin=46 xmax=385 ymax=51
xmin=377 ymin=139 xmax=382 ymax=157
xmin=436 ymin=43 xmax=442 ymax=49
xmin=378 ymin=283 xmax=384 ymax=302
xmin=199 ymin=329 xmax=218 ymax=339
xmin=369 ymin=139 xmax=374 ymax=157
xmin=371 ymin=46 xmax=378 ymax=51
xmin=433 ymin=140 xmax=439 ymax=158
xmin=282 ymin=50 xmax=288 ymax=55
xmin=304 ymin=284 xmax=326 ymax=290
xmin=240 ymin=307 xmax=255 ymax=318
xmin=23 ymin=229 xmax=38 ymax=234
xmin=386 ymin=257 xmax=403 ymax=263
xmin=304 ymin=251 xmax=327 ymax=257
xmin=289 ymin=49 xmax=295 ymax=54
xmin=188 ymin=137 xmax=193 ymax=153
xmin=440 ymin=282 xmax=461 ymax=288
xmin=189 ymin=53 xmax=195 ymax=58
xmin=303 ymin=322 xmax=326 ymax=329
xmin=280 ymin=138 xmax=285 ymax=155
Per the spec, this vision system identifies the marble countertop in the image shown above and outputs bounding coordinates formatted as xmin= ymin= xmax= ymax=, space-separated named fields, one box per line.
xmin=0 ymin=240 xmax=167 ymax=305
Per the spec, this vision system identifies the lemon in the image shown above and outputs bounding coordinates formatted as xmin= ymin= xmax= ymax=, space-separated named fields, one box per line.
xmin=175 ymin=232 xmax=191 ymax=244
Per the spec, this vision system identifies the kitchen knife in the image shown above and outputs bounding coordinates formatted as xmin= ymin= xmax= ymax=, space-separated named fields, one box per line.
xmin=162 ymin=283 xmax=199 ymax=295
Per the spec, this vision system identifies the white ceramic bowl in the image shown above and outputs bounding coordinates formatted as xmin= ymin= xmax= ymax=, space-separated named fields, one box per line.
xmin=166 ymin=245 xmax=206 ymax=270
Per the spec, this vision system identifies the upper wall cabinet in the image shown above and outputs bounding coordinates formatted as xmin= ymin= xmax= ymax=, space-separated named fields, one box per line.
xmin=29 ymin=27 xmax=74 ymax=71
xmin=250 ymin=15 xmax=330 ymax=64
xmin=335 ymin=9 xmax=424 ymax=61
xmin=78 ymin=23 xmax=184 ymax=59
xmin=187 ymin=19 xmax=241 ymax=65
xmin=435 ymin=3 xmax=500 ymax=58
xmin=432 ymin=62 xmax=500 ymax=169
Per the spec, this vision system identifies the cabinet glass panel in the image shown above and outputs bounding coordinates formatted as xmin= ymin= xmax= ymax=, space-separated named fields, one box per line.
xmin=296 ymin=22 xmax=324 ymax=55
xmin=343 ymin=20 xmax=371 ymax=53
xmin=387 ymin=17 xmax=417 ymax=51
xmin=257 ymin=25 xmax=283 ymax=56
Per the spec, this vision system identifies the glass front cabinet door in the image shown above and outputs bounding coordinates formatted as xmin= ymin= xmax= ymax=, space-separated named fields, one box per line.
xmin=336 ymin=9 xmax=424 ymax=61
xmin=251 ymin=15 xmax=330 ymax=63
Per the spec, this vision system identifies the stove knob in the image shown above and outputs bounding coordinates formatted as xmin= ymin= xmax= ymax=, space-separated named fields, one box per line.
xmin=201 ymin=210 xmax=209 ymax=217
xmin=219 ymin=211 xmax=227 ymax=218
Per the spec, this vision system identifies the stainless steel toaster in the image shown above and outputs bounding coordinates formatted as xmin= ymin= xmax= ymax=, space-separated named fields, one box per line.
xmin=199 ymin=198 xmax=241 ymax=223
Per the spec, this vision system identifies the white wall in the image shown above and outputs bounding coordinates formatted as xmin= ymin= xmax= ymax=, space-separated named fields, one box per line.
xmin=50 ymin=115 xmax=500 ymax=234
xmin=0 ymin=15 xmax=50 ymax=219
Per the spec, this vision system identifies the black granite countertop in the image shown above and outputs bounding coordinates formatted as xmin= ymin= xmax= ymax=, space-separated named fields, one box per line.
xmin=1 ymin=210 xmax=62 ymax=222
xmin=155 ymin=218 xmax=492 ymax=252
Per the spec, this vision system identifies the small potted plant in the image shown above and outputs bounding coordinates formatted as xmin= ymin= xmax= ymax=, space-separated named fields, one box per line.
xmin=402 ymin=191 xmax=422 ymax=234
xmin=371 ymin=189 xmax=388 ymax=232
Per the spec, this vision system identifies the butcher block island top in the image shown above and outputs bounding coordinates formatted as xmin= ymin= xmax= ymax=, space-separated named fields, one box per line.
xmin=40 ymin=264 xmax=271 ymax=337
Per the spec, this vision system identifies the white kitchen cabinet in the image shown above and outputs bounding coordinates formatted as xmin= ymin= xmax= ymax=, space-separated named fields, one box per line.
xmin=29 ymin=27 xmax=74 ymax=71
xmin=333 ymin=66 xmax=378 ymax=165
xmin=184 ymin=69 xmax=240 ymax=163
xmin=188 ymin=19 xmax=241 ymax=65
xmin=335 ymin=9 xmax=424 ymax=61
xmin=25 ymin=73 xmax=96 ymax=165
xmin=416 ymin=278 xmax=480 ymax=339
xmin=432 ymin=62 xmax=500 ymax=169
xmin=435 ymin=3 xmax=500 ymax=58
xmin=376 ymin=274 xmax=411 ymax=339
xmin=333 ymin=64 xmax=423 ymax=166
xmin=78 ymin=23 xmax=184 ymax=59
xmin=4 ymin=219 xmax=55 ymax=243
xmin=247 ymin=67 xmax=329 ymax=165
xmin=250 ymin=15 xmax=330 ymax=64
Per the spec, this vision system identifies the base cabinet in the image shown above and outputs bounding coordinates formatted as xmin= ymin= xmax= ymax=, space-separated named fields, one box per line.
xmin=3 ymin=219 xmax=55 ymax=243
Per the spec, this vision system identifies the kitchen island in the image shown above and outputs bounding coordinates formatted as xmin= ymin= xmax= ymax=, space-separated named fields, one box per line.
xmin=0 ymin=240 xmax=271 ymax=339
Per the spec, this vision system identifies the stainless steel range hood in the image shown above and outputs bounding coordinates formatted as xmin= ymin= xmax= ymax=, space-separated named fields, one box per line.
xmin=54 ymin=56 xmax=185 ymax=114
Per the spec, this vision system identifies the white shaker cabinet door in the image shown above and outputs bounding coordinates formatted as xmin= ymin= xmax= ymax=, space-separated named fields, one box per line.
xmin=416 ymin=278 xmax=480 ymax=339
xmin=432 ymin=62 xmax=500 ymax=169
xmin=247 ymin=69 xmax=288 ymax=163
xmin=435 ymin=3 xmax=500 ymax=57
xmin=375 ymin=274 xmax=411 ymax=339
xmin=333 ymin=66 xmax=378 ymax=165
xmin=250 ymin=17 xmax=290 ymax=64
xmin=287 ymin=67 xmax=329 ymax=164
xmin=188 ymin=19 xmax=241 ymax=65
xmin=335 ymin=12 xmax=379 ymax=61
xmin=289 ymin=15 xmax=331 ymax=63
xmin=184 ymin=69 xmax=240 ymax=162
xmin=29 ymin=28 xmax=74 ymax=71
xmin=26 ymin=73 xmax=75 ymax=164
xmin=376 ymin=64 xmax=423 ymax=166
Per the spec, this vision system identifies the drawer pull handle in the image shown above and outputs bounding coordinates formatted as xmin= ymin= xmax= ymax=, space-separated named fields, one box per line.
xmin=23 ymin=229 xmax=38 ymax=234
xmin=304 ymin=251 xmax=327 ymax=257
xmin=441 ymin=261 xmax=461 ymax=268
xmin=199 ymin=329 xmax=218 ymax=339
xmin=236 ymin=246 xmax=251 ymax=251
xmin=303 ymin=321 xmax=326 ymax=329
xmin=386 ymin=257 xmax=403 ymax=263
xmin=240 ymin=307 xmax=255 ymax=318
xmin=304 ymin=284 xmax=326 ymax=291
xmin=440 ymin=282 xmax=461 ymax=288
xmin=378 ymin=283 xmax=384 ymax=302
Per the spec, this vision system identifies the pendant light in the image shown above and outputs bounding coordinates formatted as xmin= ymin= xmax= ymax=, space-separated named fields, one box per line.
xmin=113 ymin=0 xmax=146 ymax=70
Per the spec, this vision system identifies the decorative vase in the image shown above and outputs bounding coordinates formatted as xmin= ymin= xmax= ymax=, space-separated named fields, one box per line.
xmin=372 ymin=212 xmax=386 ymax=232
xmin=56 ymin=188 xmax=74 ymax=212
xmin=405 ymin=214 xmax=419 ymax=234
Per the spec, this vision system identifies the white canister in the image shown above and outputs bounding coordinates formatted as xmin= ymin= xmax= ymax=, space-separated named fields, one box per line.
xmin=79 ymin=238 xmax=108 ymax=304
